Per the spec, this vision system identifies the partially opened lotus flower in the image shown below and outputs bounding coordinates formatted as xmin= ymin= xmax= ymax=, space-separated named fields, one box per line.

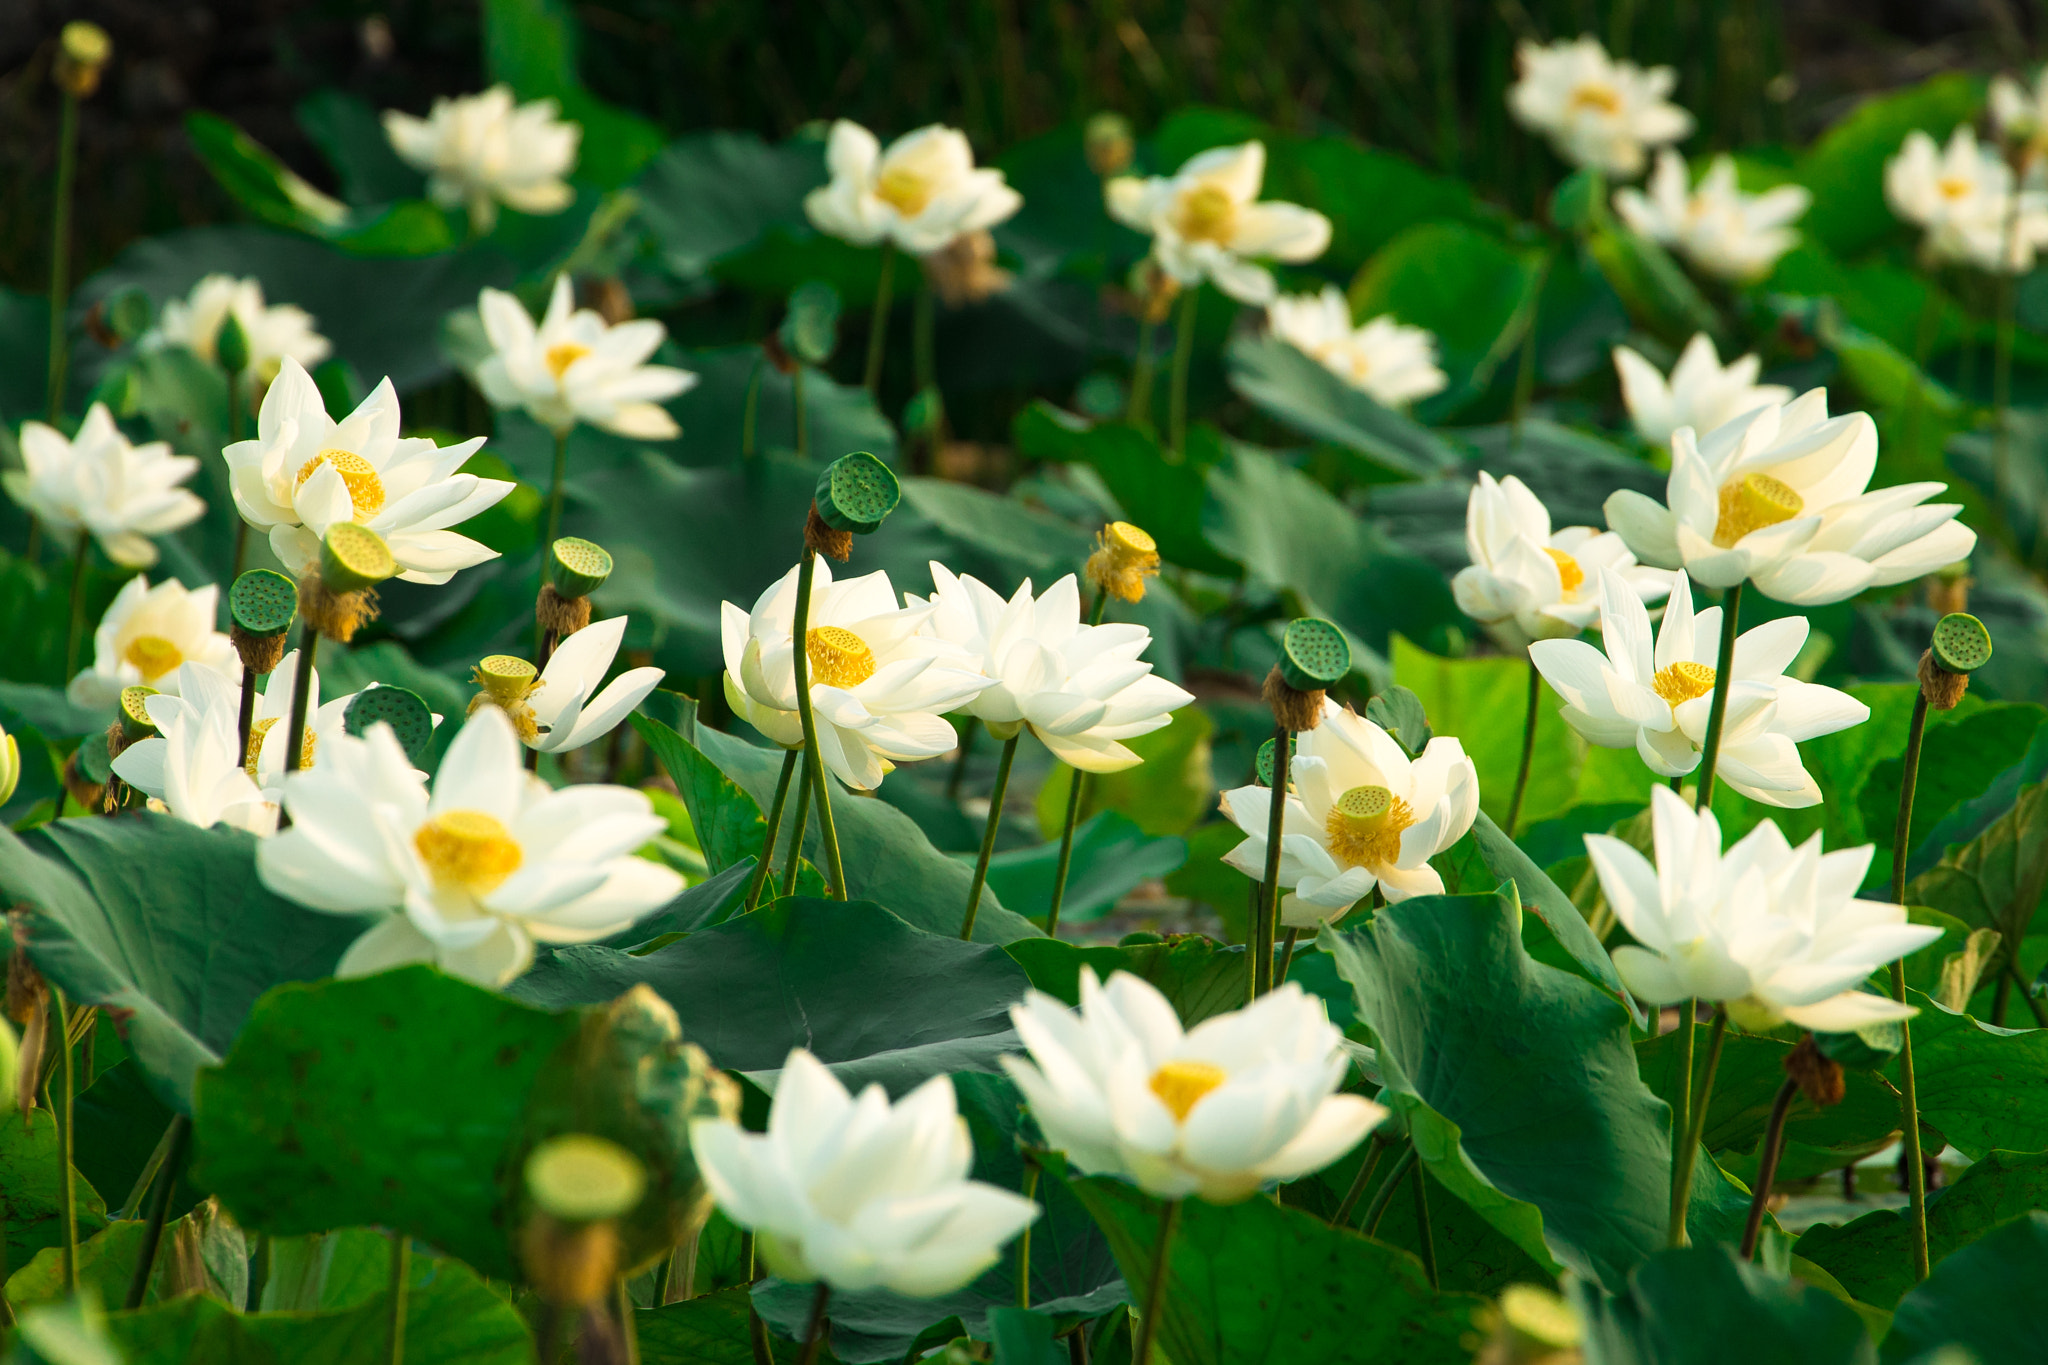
xmin=475 ymin=275 xmax=697 ymax=439
xmin=1612 ymin=334 xmax=1791 ymax=447
xmin=151 ymin=273 xmax=331 ymax=388
xmin=1614 ymin=151 xmax=1811 ymax=281
xmin=383 ymin=85 xmax=579 ymax=234
xmin=4 ymin=404 xmax=205 ymax=568
xmin=1106 ymin=142 xmax=1331 ymax=305
xmin=509 ymin=616 xmax=666 ymax=754
xmin=1507 ymin=36 xmax=1692 ymax=178
xmin=689 ymin=1049 xmax=1039 ymax=1297
xmin=1003 ymin=968 xmax=1384 ymax=1202
xmin=1603 ymin=388 xmax=1976 ymax=604
xmin=110 ymin=663 xmax=274 ymax=835
xmin=804 ymin=120 xmax=1022 ymax=254
xmin=1452 ymin=471 xmax=1669 ymax=647
xmin=1265 ymin=286 xmax=1447 ymax=407
xmin=68 ymin=576 xmax=239 ymax=709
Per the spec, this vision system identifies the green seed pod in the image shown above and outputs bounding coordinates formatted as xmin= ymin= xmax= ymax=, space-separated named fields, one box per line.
xmin=216 ymin=311 xmax=252 ymax=377
xmin=1255 ymin=736 xmax=1293 ymax=788
xmin=1278 ymin=618 xmax=1350 ymax=693
xmin=320 ymin=523 xmax=396 ymax=593
xmin=103 ymin=286 xmax=154 ymax=344
xmin=813 ymin=451 xmax=901 ymax=534
xmin=344 ymin=686 xmax=436 ymax=768
xmin=1931 ymin=612 xmax=1992 ymax=674
xmin=546 ymin=537 xmax=613 ymax=600
xmin=525 ymin=1134 xmax=647 ymax=1223
xmin=119 ymin=686 xmax=159 ymax=741
xmin=230 ymin=569 xmax=298 ymax=638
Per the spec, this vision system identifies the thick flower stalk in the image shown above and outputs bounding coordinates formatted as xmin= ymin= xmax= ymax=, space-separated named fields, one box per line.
xmin=1507 ymin=36 xmax=1693 ymax=178
xmin=1612 ymin=334 xmax=1791 ymax=447
xmin=1106 ymin=142 xmax=1332 ymax=306
xmin=1265 ymin=287 xmax=1447 ymax=407
xmin=149 ymin=274 xmax=331 ymax=391
xmin=383 ymin=85 xmax=580 ymax=234
xmin=4 ymin=404 xmax=205 ymax=569
xmin=68 ymin=576 xmax=239 ymax=709
xmin=475 ymin=275 xmax=697 ymax=441
xmin=1613 ymin=151 xmax=1811 ymax=282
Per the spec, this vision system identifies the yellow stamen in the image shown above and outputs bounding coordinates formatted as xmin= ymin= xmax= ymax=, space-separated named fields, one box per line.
xmin=806 ymin=626 xmax=876 ymax=689
xmin=413 ymin=810 xmax=523 ymax=894
xmin=1937 ymin=177 xmax=1974 ymax=201
xmin=1324 ymin=784 xmax=1416 ymax=870
xmin=544 ymin=342 xmax=589 ymax=380
xmin=295 ymin=448 xmax=386 ymax=517
xmin=1569 ymin=83 xmax=1622 ymax=114
xmin=875 ymin=164 xmax=935 ymax=217
xmin=1175 ymin=183 xmax=1237 ymax=243
xmin=1086 ymin=521 xmax=1162 ymax=604
xmin=1713 ymin=472 xmax=1803 ymax=548
xmin=1149 ymin=1059 xmax=1227 ymax=1122
xmin=243 ymin=716 xmax=315 ymax=778
xmin=1651 ymin=660 xmax=1716 ymax=706
xmin=1543 ymin=547 xmax=1585 ymax=593
xmin=122 ymin=635 xmax=182 ymax=682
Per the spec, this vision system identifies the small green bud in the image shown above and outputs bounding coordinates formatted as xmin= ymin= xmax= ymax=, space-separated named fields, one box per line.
xmin=1931 ymin=612 xmax=1992 ymax=674
xmin=813 ymin=450 xmax=901 ymax=534
xmin=216 ymin=311 xmax=251 ymax=376
xmin=320 ymin=523 xmax=395 ymax=593
xmin=546 ymin=537 xmax=613 ymax=600
xmin=1278 ymin=618 xmax=1350 ymax=693
xmin=525 ymin=1134 xmax=647 ymax=1223
xmin=230 ymin=569 xmax=298 ymax=637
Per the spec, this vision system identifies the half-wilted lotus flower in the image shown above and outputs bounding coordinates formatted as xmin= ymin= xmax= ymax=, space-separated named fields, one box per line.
xmin=256 ymin=706 xmax=680 ymax=986
xmin=475 ymin=276 xmax=696 ymax=440
xmin=1106 ymin=142 xmax=1331 ymax=305
xmin=804 ymin=120 xmax=1022 ymax=255
xmin=1604 ymin=388 xmax=1976 ymax=604
xmin=1613 ymin=151 xmax=1811 ymax=282
xmin=151 ymin=273 xmax=332 ymax=388
xmin=689 ymin=1049 xmax=1039 ymax=1297
xmin=1219 ymin=701 xmax=1479 ymax=925
xmin=1003 ymin=968 xmax=1385 ymax=1203
xmin=1507 ymin=36 xmax=1693 ymax=178
xmin=1612 ymin=333 xmax=1790 ymax=448
xmin=1265 ymin=286 xmax=1447 ymax=407
xmin=1586 ymin=785 xmax=1940 ymax=1030
xmin=1451 ymin=471 xmax=1669 ymax=648
xmin=383 ymin=85 xmax=580 ymax=234
xmin=911 ymin=565 xmax=1193 ymax=773
xmin=4 ymin=404 xmax=205 ymax=569
xmin=1886 ymin=126 xmax=2048 ymax=273
xmin=110 ymin=663 xmax=275 ymax=836
xmin=225 ymin=359 xmax=511 ymax=585
xmin=67 ymin=576 xmax=239 ymax=709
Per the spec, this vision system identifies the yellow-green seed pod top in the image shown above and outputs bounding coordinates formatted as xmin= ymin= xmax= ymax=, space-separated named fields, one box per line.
xmin=813 ymin=451 xmax=901 ymax=534
xmin=525 ymin=1134 xmax=647 ymax=1223
xmin=1084 ymin=113 xmax=1135 ymax=177
xmin=320 ymin=523 xmax=396 ymax=593
xmin=1278 ymin=618 xmax=1350 ymax=693
xmin=231 ymin=569 xmax=298 ymax=638
xmin=119 ymin=686 xmax=159 ymax=741
xmin=546 ymin=537 xmax=613 ymax=600
xmin=1931 ymin=612 xmax=1992 ymax=674
xmin=55 ymin=22 xmax=112 ymax=97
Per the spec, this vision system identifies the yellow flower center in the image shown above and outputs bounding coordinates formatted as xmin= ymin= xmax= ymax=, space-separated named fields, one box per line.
xmin=875 ymin=164 xmax=935 ymax=217
xmin=295 ymin=448 xmax=386 ymax=517
xmin=413 ymin=810 xmax=524 ymax=895
xmin=544 ymin=342 xmax=589 ymax=380
xmin=243 ymin=716 xmax=315 ymax=779
xmin=1712 ymin=472 xmax=1803 ymax=548
xmin=1543 ymin=547 xmax=1585 ymax=593
xmin=1937 ymin=176 xmax=1974 ymax=201
xmin=1175 ymin=183 xmax=1238 ymax=243
xmin=123 ymin=635 xmax=183 ymax=682
xmin=1651 ymin=660 xmax=1717 ymax=706
xmin=1324 ymin=784 xmax=1416 ymax=870
xmin=1148 ymin=1059 xmax=1227 ymax=1122
xmin=1569 ymin=83 xmax=1622 ymax=115
xmin=806 ymin=626 xmax=877 ymax=689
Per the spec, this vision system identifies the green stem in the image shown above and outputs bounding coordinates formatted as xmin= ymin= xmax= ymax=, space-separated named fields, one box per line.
xmin=862 ymin=243 xmax=898 ymax=395
xmin=234 ymin=665 xmax=258 ymax=773
xmin=741 ymin=357 xmax=763 ymax=460
xmin=125 ymin=1114 xmax=190 ymax=1308
xmin=961 ymin=733 xmax=1021 ymax=939
xmin=1889 ymin=687 xmax=1931 ymax=1281
xmin=795 ymin=1281 xmax=831 ymax=1365
xmin=1410 ymin=1159 xmax=1438 ymax=1288
xmin=1046 ymin=764 xmax=1086 ymax=938
xmin=1330 ymin=1133 xmax=1389 ymax=1227
xmin=228 ymin=371 xmax=248 ymax=580
xmin=1166 ymin=288 xmax=1198 ymax=459
xmin=387 ymin=1232 xmax=410 ymax=1365
xmin=789 ymin=550 xmax=844 ymax=898
xmin=616 ymin=1274 xmax=641 ymax=1365
xmin=745 ymin=749 xmax=800 ymax=912
xmin=63 ymin=531 xmax=88 ymax=682
xmin=782 ymin=760 xmax=812 ymax=899
xmin=1361 ymin=1143 xmax=1419 ymax=1236
xmin=46 ymin=90 xmax=80 ymax=423
xmin=544 ymin=427 xmax=569 ymax=558
xmin=1127 ymin=317 xmax=1158 ymax=430
xmin=53 ymin=990 xmax=77 ymax=1294
xmin=1017 ymin=1159 xmax=1040 ymax=1308
xmin=1506 ymin=654 xmax=1540 ymax=835
xmin=1132 ymin=1199 xmax=1180 ymax=1365
xmin=1739 ymin=1075 xmax=1798 ymax=1259
xmin=1667 ymin=1006 xmax=1728 ymax=1247
xmin=1902 ymin=281 xmax=1942 ymax=463
xmin=282 ymin=628 xmax=319 ymax=778
xmin=2008 ymin=956 xmax=2048 ymax=1027
xmin=1892 ymin=694 xmax=1929 ymax=905
xmin=1276 ymin=927 xmax=1302 ymax=986
xmin=1673 ymin=998 xmax=1697 ymax=1215
xmin=1254 ymin=722 xmax=1289 ymax=1000
xmin=1693 ymin=583 xmax=1743 ymax=812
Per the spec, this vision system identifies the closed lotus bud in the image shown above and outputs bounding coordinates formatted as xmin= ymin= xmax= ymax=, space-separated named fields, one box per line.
xmin=1084 ymin=113 xmax=1135 ymax=178
xmin=54 ymin=22 xmax=112 ymax=99
xmin=216 ymin=312 xmax=252 ymax=378
xmin=0 ymin=722 xmax=18 ymax=808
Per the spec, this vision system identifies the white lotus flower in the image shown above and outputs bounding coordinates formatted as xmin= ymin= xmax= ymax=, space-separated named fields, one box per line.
xmin=1991 ymin=70 xmax=2048 ymax=160
xmin=256 ymin=706 xmax=680 ymax=987
xmin=689 ymin=1050 xmax=1038 ymax=1297
xmin=721 ymin=561 xmax=989 ymax=791
xmin=225 ymin=358 xmax=512 ymax=585
xmin=1885 ymin=127 xmax=2048 ymax=273
xmin=1003 ymin=968 xmax=1384 ymax=1203
xmin=1106 ymin=143 xmax=1332 ymax=305
xmin=1529 ymin=569 xmax=1868 ymax=807
xmin=526 ymin=616 xmax=665 ymax=754
xmin=67 ymin=576 xmax=239 ymax=709
xmin=243 ymin=649 xmax=366 ymax=789
xmin=1612 ymin=333 xmax=1791 ymax=447
xmin=1451 ymin=471 xmax=1670 ymax=648
xmin=110 ymin=664 xmax=275 ymax=836
xmin=910 ymin=565 xmax=1193 ymax=773
xmin=3 ymin=404 xmax=204 ymax=569
xmin=804 ymin=120 xmax=1022 ymax=255
xmin=1613 ymin=151 xmax=1810 ymax=281
xmin=475 ymin=276 xmax=696 ymax=440
xmin=1586 ymin=785 xmax=1941 ymax=1030
xmin=1218 ymin=701 xmax=1479 ymax=925
xmin=382 ymin=85 xmax=579 ymax=234
xmin=1507 ymin=36 xmax=1693 ymax=178
xmin=150 ymin=274 xmax=332 ymax=388
xmin=1265 ymin=287 xmax=1447 ymax=407
xmin=1603 ymin=387 xmax=1977 ymax=604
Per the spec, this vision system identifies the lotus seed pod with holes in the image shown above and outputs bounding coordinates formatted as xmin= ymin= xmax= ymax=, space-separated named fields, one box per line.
xmin=546 ymin=537 xmax=613 ymax=600
xmin=1256 ymin=736 xmax=1293 ymax=788
xmin=1931 ymin=613 xmax=1993 ymax=674
xmin=525 ymin=1134 xmax=647 ymax=1223
xmin=319 ymin=523 xmax=395 ymax=593
xmin=813 ymin=451 xmax=901 ymax=534
xmin=475 ymin=655 xmax=538 ymax=707
xmin=344 ymin=687 xmax=435 ymax=768
xmin=216 ymin=312 xmax=251 ymax=377
xmin=231 ymin=569 xmax=298 ymax=638
xmin=119 ymin=686 xmax=159 ymax=741
xmin=1278 ymin=618 xmax=1350 ymax=693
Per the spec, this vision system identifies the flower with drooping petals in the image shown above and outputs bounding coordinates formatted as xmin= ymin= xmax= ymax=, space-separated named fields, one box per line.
xmin=804 ymin=120 xmax=1022 ymax=255
xmin=67 ymin=576 xmax=239 ymax=709
xmin=1613 ymin=151 xmax=1810 ymax=281
xmin=1106 ymin=142 xmax=1331 ymax=305
xmin=1508 ymin=36 xmax=1693 ymax=178
xmin=383 ymin=85 xmax=579 ymax=234
xmin=475 ymin=276 xmax=696 ymax=439
xmin=1612 ymin=333 xmax=1791 ymax=447
xmin=1452 ymin=471 xmax=1670 ymax=648
xmin=1265 ymin=286 xmax=1447 ymax=407
xmin=150 ymin=274 xmax=331 ymax=388
xmin=4 ymin=404 xmax=205 ymax=569
xmin=109 ymin=663 xmax=275 ymax=835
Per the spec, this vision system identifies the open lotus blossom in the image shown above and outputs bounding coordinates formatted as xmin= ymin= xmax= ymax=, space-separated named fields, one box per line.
xmin=1451 ymin=471 xmax=1670 ymax=647
xmin=1613 ymin=151 xmax=1811 ymax=281
xmin=111 ymin=663 xmax=275 ymax=836
xmin=1219 ymin=701 xmax=1479 ymax=924
xmin=1586 ymin=786 xmax=1941 ymax=1030
xmin=1603 ymin=387 xmax=1977 ymax=604
xmin=256 ymin=706 xmax=680 ymax=986
xmin=1106 ymin=142 xmax=1332 ymax=305
xmin=1613 ymin=333 xmax=1791 ymax=447
xmin=225 ymin=358 xmax=512 ymax=585
xmin=1265 ymin=287 xmax=1447 ymax=407
xmin=1530 ymin=569 xmax=1868 ymax=807
xmin=383 ymin=85 xmax=579 ymax=234
xmin=1003 ymin=968 xmax=1384 ymax=1203
xmin=1991 ymin=70 xmax=2048 ymax=163
xmin=910 ymin=565 xmax=1193 ymax=772
xmin=804 ymin=120 xmax=1022 ymax=254
xmin=150 ymin=273 xmax=331 ymax=388
xmin=722 ymin=561 xmax=990 ymax=791
xmin=690 ymin=1049 xmax=1039 ymax=1297
xmin=3 ymin=404 xmax=205 ymax=568
xmin=475 ymin=275 xmax=696 ymax=439
xmin=242 ymin=649 xmax=368 ymax=788
xmin=522 ymin=616 xmax=666 ymax=754
xmin=1507 ymin=36 xmax=1693 ymax=178
xmin=68 ymin=575 xmax=238 ymax=709
xmin=1886 ymin=127 xmax=2048 ymax=273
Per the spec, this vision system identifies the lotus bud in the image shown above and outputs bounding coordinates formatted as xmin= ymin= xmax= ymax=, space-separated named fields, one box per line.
xmin=519 ymin=1135 xmax=647 ymax=1307
xmin=1084 ymin=113 xmax=1135 ymax=178
xmin=1265 ymin=618 xmax=1348 ymax=732
xmin=215 ymin=312 xmax=252 ymax=378
xmin=300 ymin=524 xmax=393 ymax=642
xmin=538 ymin=537 xmax=611 ymax=638
xmin=807 ymin=450 xmax=901 ymax=560
xmin=229 ymin=569 xmax=297 ymax=676
xmin=1084 ymin=520 xmax=1159 ymax=604
xmin=54 ymin=22 xmax=112 ymax=99
xmin=0 ymin=723 xmax=18 ymax=808
xmin=1920 ymin=612 xmax=1991 ymax=711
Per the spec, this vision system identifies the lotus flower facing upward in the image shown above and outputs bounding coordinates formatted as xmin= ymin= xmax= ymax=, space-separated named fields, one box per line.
xmin=1508 ymin=36 xmax=1693 ymax=178
xmin=1106 ymin=142 xmax=1332 ymax=305
xmin=383 ymin=85 xmax=580 ymax=234
xmin=1451 ymin=471 xmax=1669 ymax=648
xmin=4 ymin=404 xmax=205 ymax=568
xmin=475 ymin=275 xmax=696 ymax=439
xmin=68 ymin=576 xmax=239 ymax=709
xmin=1612 ymin=334 xmax=1791 ymax=447
xmin=804 ymin=120 xmax=1022 ymax=255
